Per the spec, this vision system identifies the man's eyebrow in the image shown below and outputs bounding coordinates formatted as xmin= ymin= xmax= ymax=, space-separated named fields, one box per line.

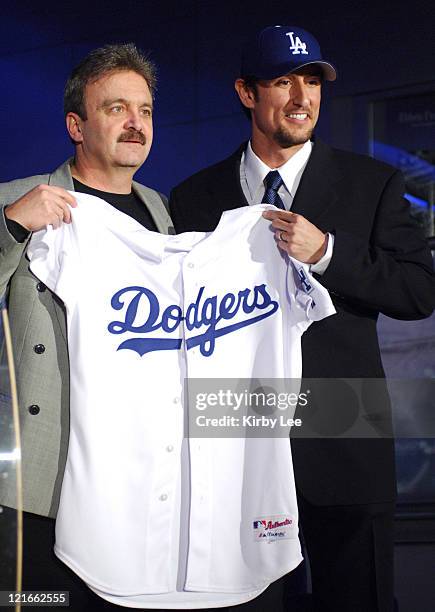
xmin=101 ymin=98 xmax=153 ymax=109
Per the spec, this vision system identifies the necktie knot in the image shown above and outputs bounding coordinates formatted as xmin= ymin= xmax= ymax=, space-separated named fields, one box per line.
xmin=264 ymin=170 xmax=284 ymax=192
xmin=263 ymin=171 xmax=285 ymax=209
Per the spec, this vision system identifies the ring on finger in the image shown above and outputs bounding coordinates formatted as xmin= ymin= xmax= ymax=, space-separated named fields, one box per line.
xmin=279 ymin=230 xmax=288 ymax=243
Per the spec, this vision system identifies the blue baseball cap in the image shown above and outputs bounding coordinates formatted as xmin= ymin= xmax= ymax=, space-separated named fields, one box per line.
xmin=241 ymin=25 xmax=337 ymax=81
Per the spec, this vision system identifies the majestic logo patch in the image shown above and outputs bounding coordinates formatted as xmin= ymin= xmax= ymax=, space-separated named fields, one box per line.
xmin=286 ymin=31 xmax=308 ymax=55
xmin=108 ymin=284 xmax=278 ymax=357
xmin=253 ymin=515 xmax=294 ymax=542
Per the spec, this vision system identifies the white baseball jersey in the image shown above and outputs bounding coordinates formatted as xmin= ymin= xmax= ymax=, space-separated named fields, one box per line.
xmin=27 ymin=193 xmax=335 ymax=609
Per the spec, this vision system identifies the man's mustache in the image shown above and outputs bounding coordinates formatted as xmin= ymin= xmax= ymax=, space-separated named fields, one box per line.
xmin=118 ymin=130 xmax=146 ymax=145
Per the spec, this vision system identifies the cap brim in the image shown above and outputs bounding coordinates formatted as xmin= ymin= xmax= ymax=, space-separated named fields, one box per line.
xmin=250 ymin=60 xmax=337 ymax=82
xmin=292 ymin=60 xmax=337 ymax=81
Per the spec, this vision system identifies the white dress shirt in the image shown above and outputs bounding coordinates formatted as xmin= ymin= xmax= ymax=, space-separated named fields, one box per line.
xmin=240 ymin=140 xmax=334 ymax=275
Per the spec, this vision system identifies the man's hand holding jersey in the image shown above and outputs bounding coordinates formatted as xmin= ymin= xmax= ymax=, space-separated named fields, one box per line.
xmin=263 ymin=209 xmax=328 ymax=264
xmin=5 ymin=185 xmax=77 ymax=231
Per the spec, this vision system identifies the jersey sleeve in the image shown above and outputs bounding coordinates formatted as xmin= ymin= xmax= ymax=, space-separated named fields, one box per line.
xmin=287 ymin=258 xmax=336 ymax=332
xmin=27 ymin=215 xmax=79 ymax=311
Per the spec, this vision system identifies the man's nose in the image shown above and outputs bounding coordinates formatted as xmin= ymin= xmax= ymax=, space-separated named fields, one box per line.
xmin=124 ymin=108 xmax=143 ymax=131
xmin=289 ymin=80 xmax=310 ymax=107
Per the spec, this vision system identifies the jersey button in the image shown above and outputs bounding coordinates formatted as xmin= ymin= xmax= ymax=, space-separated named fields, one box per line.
xmin=36 ymin=282 xmax=46 ymax=292
xmin=28 ymin=405 xmax=40 ymax=415
xmin=159 ymin=493 xmax=168 ymax=501
xmin=187 ymin=262 xmax=194 ymax=269
xmin=166 ymin=445 xmax=174 ymax=453
xmin=33 ymin=344 xmax=45 ymax=354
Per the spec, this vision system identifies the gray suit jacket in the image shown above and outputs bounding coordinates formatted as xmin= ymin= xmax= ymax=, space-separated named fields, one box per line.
xmin=0 ymin=159 xmax=173 ymax=517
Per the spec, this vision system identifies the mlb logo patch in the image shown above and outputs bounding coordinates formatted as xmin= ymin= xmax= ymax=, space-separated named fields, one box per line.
xmin=253 ymin=515 xmax=294 ymax=542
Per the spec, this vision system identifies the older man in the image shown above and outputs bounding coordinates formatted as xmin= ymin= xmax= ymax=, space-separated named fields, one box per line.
xmin=0 ymin=43 xmax=171 ymax=609
xmin=169 ymin=25 xmax=435 ymax=612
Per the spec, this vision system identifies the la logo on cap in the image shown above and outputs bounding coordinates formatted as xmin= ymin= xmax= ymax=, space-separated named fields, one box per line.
xmin=286 ymin=31 xmax=309 ymax=55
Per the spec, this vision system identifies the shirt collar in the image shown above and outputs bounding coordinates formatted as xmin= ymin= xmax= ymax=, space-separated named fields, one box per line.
xmin=244 ymin=139 xmax=313 ymax=201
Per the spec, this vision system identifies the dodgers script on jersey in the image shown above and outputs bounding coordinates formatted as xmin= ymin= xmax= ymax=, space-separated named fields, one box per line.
xmin=27 ymin=193 xmax=335 ymax=609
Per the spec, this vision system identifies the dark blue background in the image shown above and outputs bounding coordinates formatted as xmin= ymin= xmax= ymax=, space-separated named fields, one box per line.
xmin=1 ymin=0 xmax=433 ymax=195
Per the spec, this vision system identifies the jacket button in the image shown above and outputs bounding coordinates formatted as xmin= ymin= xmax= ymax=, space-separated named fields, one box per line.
xmin=34 ymin=344 xmax=45 ymax=354
xmin=36 ymin=282 xmax=46 ymax=292
xmin=28 ymin=405 xmax=40 ymax=415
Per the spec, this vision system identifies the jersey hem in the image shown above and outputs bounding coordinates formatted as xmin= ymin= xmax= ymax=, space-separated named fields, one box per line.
xmin=54 ymin=546 xmax=303 ymax=598
xmin=90 ymin=585 xmax=267 ymax=609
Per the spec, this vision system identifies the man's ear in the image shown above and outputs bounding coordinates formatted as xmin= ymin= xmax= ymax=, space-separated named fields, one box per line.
xmin=234 ymin=79 xmax=256 ymax=110
xmin=66 ymin=113 xmax=83 ymax=144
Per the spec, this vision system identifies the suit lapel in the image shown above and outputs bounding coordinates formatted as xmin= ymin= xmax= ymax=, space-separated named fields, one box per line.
xmin=212 ymin=144 xmax=249 ymax=213
xmin=291 ymin=139 xmax=343 ymax=224
xmin=48 ymin=158 xmax=75 ymax=190
xmin=132 ymin=182 xmax=173 ymax=234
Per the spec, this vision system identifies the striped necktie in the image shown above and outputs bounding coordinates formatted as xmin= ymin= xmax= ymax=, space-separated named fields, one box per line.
xmin=263 ymin=171 xmax=285 ymax=209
